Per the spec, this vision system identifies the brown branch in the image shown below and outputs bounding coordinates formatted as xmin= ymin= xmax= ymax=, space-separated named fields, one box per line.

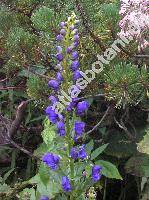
xmin=0 ymin=86 xmax=26 ymax=90
xmin=114 ymin=117 xmax=135 ymax=141
xmin=86 ymin=106 xmax=111 ymax=134
xmin=9 ymin=140 xmax=40 ymax=160
xmin=0 ymin=100 xmax=39 ymax=160
xmin=8 ymin=100 xmax=31 ymax=138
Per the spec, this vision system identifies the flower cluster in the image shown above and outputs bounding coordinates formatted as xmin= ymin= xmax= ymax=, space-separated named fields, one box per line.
xmin=42 ymin=13 xmax=102 ymax=195
xmin=119 ymin=0 xmax=149 ymax=51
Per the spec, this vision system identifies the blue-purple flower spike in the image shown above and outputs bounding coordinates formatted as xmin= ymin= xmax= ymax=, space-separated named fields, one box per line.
xmin=42 ymin=14 xmax=99 ymax=194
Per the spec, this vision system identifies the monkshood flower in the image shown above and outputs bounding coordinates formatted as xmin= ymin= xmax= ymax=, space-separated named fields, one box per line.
xmin=40 ymin=196 xmax=49 ymax=200
xmin=45 ymin=106 xmax=58 ymax=124
xmin=42 ymin=152 xmax=60 ymax=170
xmin=72 ymin=51 xmax=79 ymax=60
xmin=78 ymin=145 xmax=87 ymax=160
xmin=62 ymin=176 xmax=72 ymax=192
xmin=70 ymin=147 xmax=78 ymax=159
xmin=56 ymin=72 xmax=63 ymax=83
xmin=60 ymin=21 xmax=66 ymax=28
xmin=56 ymin=34 xmax=64 ymax=41
xmin=92 ymin=165 xmax=102 ymax=182
xmin=56 ymin=46 xmax=62 ymax=53
xmin=73 ymin=70 xmax=82 ymax=81
xmin=74 ymin=121 xmax=85 ymax=140
xmin=76 ymin=101 xmax=89 ymax=116
xmin=48 ymin=79 xmax=59 ymax=91
xmin=70 ymin=145 xmax=87 ymax=160
xmin=71 ymin=60 xmax=80 ymax=71
xmin=48 ymin=95 xmax=57 ymax=104
xmin=56 ymin=53 xmax=64 ymax=62
xmin=57 ymin=121 xmax=66 ymax=136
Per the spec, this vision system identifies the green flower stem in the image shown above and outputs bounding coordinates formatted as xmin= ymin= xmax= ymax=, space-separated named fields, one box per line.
xmin=61 ymin=16 xmax=77 ymax=198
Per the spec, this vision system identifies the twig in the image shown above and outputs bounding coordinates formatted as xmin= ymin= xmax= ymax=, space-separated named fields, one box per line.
xmin=8 ymin=100 xmax=32 ymax=138
xmin=114 ymin=117 xmax=135 ymax=141
xmin=0 ymin=100 xmax=39 ymax=160
xmin=0 ymin=86 xmax=26 ymax=90
xmin=0 ymin=78 xmax=8 ymax=82
xmin=9 ymin=140 xmax=40 ymax=160
xmin=86 ymin=106 xmax=111 ymax=134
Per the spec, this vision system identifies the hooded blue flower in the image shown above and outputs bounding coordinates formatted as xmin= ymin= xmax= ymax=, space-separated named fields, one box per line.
xmin=73 ymin=70 xmax=82 ymax=80
xmin=42 ymin=153 xmax=60 ymax=170
xmin=56 ymin=53 xmax=64 ymax=62
xmin=48 ymin=79 xmax=59 ymax=91
xmin=78 ymin=145 xmax=87 ymax=160
xmin=70 ymin=25 xmax=75 ymax=31
xmin=72 ymin=51 xmax=79 ymax=60
xmin=48 ymin=95 xmax=57 ymax=104
xmin=60 ymin=21 xmax=65 ymax=28
xmin=73 ymin=41 xmax=79 ymax=48
xmin=60 ymin=29 xmax=66 ymax=35
xmin=62 ymin=176 xmax=72 ymax=192
xmin=56 ymin=46 xmax=62 ymax=53
xmin=40 ymin=196 xmax=49 ymax=200
xmin=92 ymin=165 xmax=102 ymax=182
xmin=76 ymin=101 xmax=89 ymax=116
xmin=73 ymin=34 xmax=79 ymax=42
xmin=45 ymin=106 xmax=58 ymax=124
xmin=56 ymin=34 xmax=64 ymax=41
xmin=70 ymin=147 xmax=78 ymax=159
xmin=71 ymin=60 xmax=80 ymax=71
xmin=57 ymin=121 xmax=66 ymax=136
xmin=74 ymin=121 xmax=85 ymax=138
xmin=67 ymin=46 xmax=73 ymax=54
xmin=56 ymin=72 xmax=63 ymax=83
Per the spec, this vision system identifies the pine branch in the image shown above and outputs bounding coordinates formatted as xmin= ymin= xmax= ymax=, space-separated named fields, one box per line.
xmin=75 ymin=0 xmax=106 ymax=51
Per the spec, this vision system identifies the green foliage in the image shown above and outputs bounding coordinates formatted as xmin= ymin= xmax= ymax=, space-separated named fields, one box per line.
xmin=91 ymin=144 xmax=108 ymax=160
xmin=42 ymin=117 xmax=56 ymax=145
xmin=7 ymin=27 xmax=36 ymax=54
xmin=0 ymin=0 xmax=148 ymax=199
xmin=31 ymin=6 xmax=54 ymax=31
xmin=27 ymin=75 xmax=49 ymax=100
xmin=125 ymin=155 xmax=149 ymax=177
xmin=104 ymin=63 xmax=148 ymax=107
xmin=0 ymin=177 xmax=10 ymax=193
xmin=96 ymin=160 xmax=122 ymax=180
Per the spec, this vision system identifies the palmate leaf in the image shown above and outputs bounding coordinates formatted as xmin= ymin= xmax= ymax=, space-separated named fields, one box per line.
xmin=95 ymin=160 xmax=122 ymax=180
